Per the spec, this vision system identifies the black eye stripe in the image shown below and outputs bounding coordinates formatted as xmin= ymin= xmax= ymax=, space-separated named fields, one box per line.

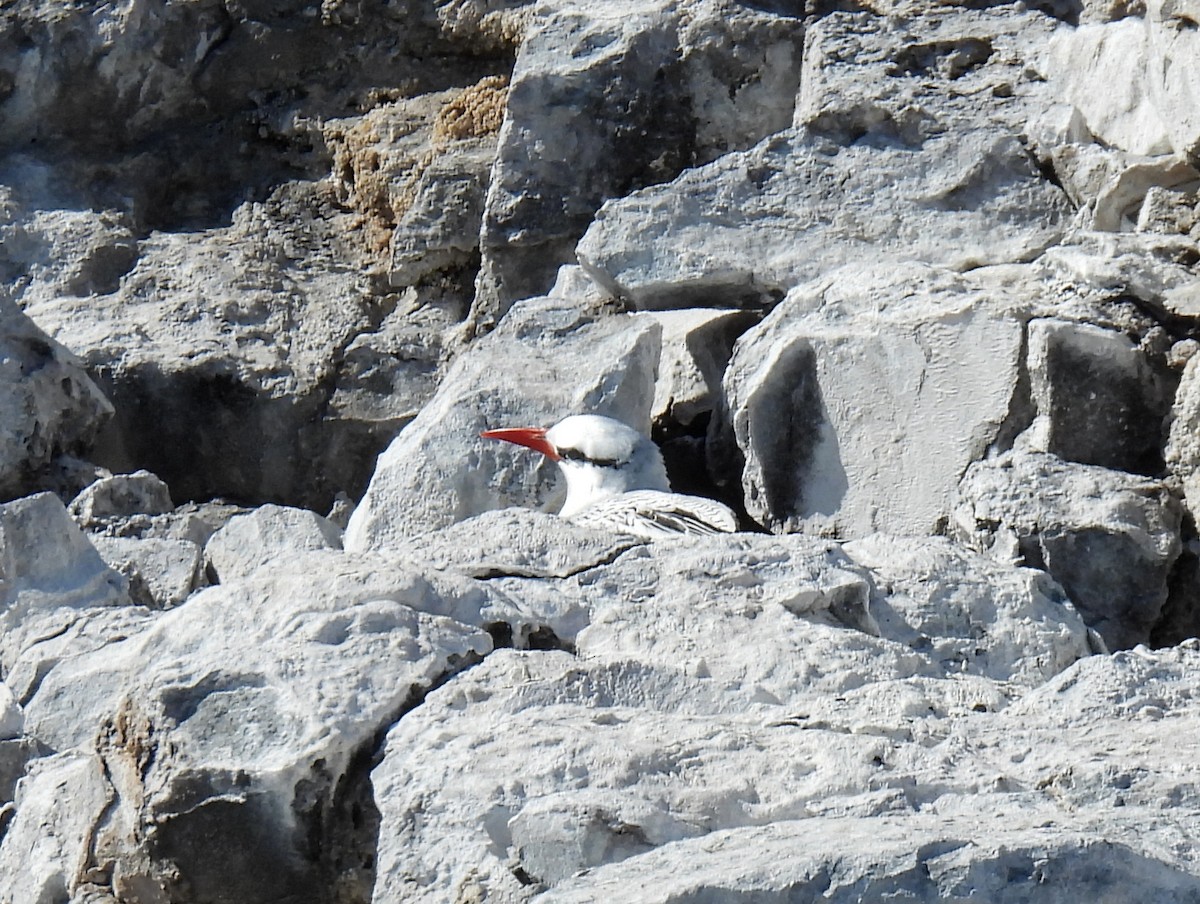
xmin=558 ymin=447 xmax=625 ymax=467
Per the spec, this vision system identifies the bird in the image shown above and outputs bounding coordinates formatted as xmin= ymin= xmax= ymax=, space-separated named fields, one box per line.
xmin=481 ymin=413 xmax=738 ymax=539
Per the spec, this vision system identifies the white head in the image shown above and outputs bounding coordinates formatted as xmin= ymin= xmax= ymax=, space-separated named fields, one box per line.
xmin=482 ymin=414 xmax=671 ymax=517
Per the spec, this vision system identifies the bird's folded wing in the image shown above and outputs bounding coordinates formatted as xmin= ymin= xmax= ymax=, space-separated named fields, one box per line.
xmin=568 ymin=490 xmax=738 ymax=539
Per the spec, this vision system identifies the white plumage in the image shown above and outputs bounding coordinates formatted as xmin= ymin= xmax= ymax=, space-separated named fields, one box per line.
xmin=481 ymin=414 xmax=738 ymax=539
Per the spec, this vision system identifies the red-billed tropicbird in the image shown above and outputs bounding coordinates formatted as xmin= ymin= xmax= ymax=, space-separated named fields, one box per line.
xmin=481 ymin=414 xmax=738 ymax=539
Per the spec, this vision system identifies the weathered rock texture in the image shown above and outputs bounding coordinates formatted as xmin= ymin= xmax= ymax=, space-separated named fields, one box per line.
xmin=2 ymin=0 xmax=1200 ymax=902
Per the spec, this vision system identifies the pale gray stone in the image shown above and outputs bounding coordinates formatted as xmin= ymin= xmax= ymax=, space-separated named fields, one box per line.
xmin=577 ymin=125 xmax=1070 ymax=311
xmin=0 ymin=754 xmax=112 ymax=904
xmin=1024 ymin=318 xmax=1175 ymax=474
xmin=0 ymin=295 xmax=113 ymax=502
xmin=372 ymin=639 xmax=1200 ymax=903
xmin=89 ymin=535 xmax=202 ymax=610
xmin=844 ymin=534 xmax=1096 ymax=686
xmin=0 ymin=493 xmax=129 ymax=675
xmin=23 ymin=186 xmax=385 ymax=512
xmin=712 ymin=263 xmax=1025 ymax=537
xmin=345 ymin=294 xmax=661 ymax=550
xmin=406 ymin=508 xmax=639 ymax=579
xmin=1166 ymin=351 xmax=1200 ymax=521
xmin=1042 ymin=233 xmax=1200 ymax=318
xmin=18 ymin=559 xmax=492 ymax=903
xmin=647 ymin=309 xmax=755 ymax=429
xmin=472 ymin=0 xmax=805 ymax=327
xmin=1047 ymin=1 xmax=1200 ymax=159
xmin=204 ymin=504 xmax=343 ymax=583
xmin=954 ymin=450 xmax=1182 ymax=649
xmin=68 ymin=470 xmax=174 ymax=527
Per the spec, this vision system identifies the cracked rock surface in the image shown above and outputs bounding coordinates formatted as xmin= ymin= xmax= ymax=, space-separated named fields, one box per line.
xmin=2 ymin=0 xmax=1200 ymax=902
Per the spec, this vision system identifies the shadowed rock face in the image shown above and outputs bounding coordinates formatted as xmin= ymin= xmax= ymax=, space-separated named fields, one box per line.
xmin=5 ymin=0 xmax=1200 ymax=901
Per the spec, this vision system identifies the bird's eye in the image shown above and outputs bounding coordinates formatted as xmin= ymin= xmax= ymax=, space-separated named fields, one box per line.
xmin=559 ymin=447 xmax=624 ymax=467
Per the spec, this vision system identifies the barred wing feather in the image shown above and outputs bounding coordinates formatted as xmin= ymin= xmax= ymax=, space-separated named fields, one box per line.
xmin=568 ymin=490 xmax=738 ymax=539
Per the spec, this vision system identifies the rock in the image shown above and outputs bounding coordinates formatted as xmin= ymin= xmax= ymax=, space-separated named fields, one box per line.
xmin=345 ymin=292 xmax=661 ymax=550
xmin=0 ymin=206 xmax=139 ymax=305
xmin=954 ymin=450 xmax=1182 ymax=649
xmin=24 ymin=185 xmax=385 ymax=512
xmin=406 ymin=508 xmax=640 ymax=580
xmin=647 ymin=309 xmax=756 ymax=429
xmin=0 ymin=493 xmax=129 ymax=672
xmin=472 ymin=0 xmax=805 ymax=328
xmin=798 ymin=7 xmax=1062 ymax=145
xmin=537 ymin=813 xmax=1200 ymax=902
xmin=1048 ymin=19 xmax=1173 ymax=156
xmin=1146 ymin=0 xmax=1200 ymax=159
xmin=18 ymin=560 xmax=492 ymax=903
xmin=1042 ymin=232 xmax=1200 ymax=319
xmin=712 ymin=263 xmax=1025 ymax=537
xmin=843 ymin=534 xmax=1097 ymax=685
xmin=1048 ymin=1 xmax=1200 ymax=159
xmin=1167 ymin=352 xmax=1200 ymax=521
xmin=373 ymin=636 xmax=1197 ymax=903
xmin=0 ymin=684 xmax=20 ymax=740
xmin=0 ymin=754 xmax=112 ymax=904
xmin=89 ymin=535 xmax=202 ymax=609
xmin=370 ymin=521 xmax=1098 ymax=903
xmin=577 ymin=123 xmax=1071 ymax=311
xmin=0 ymin=294 xmax=113 ymax=502
xmin=204 ymin=504 xmax=343 ymax=583
xmin=574 ymin=4 xmax=1074 ymax=312
xmin=68 ymin=470 xmax=174 ymax=527
xmin=1023 ymin=318 xmax=1175 ymax=474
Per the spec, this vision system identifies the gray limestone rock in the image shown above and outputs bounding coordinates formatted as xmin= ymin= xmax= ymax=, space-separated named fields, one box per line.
xmin=1024 ymin=318 xmax=1176 ymax=474
xmin=68 ymin=470 xmax=174 ymax=527
xmin=88 ymin=535 xmax=202 ymax=610
xmin=204 ymin=503 xmax=343 ymax=583
xmin=1048 ymin=0 xmax=1200 ymax=159
xmin=1166 ymin=350 xmax=1200 ymax=521
xmin=577 ymin=124 xmax=1071 ymax=311
xmin=16 ymin=560 xmax=492 ymax=904
xmin=472 ymin=0 xmax=805 ymax=328
xmin=0 ymin=753 xmax=112 ymax=904
xmin=370 ymin=526 xmax=1097 ymax=902
xmin=954 ymin=450 xmax=1182 ymax=649
xmin=345 ymin=292 xmax=662 ymax=550
xmin=712 ymin=263 xmax=1026 ymax=537
xmin=406 ymin=508 xmax=640 ymax=580
xmin=24 ymin=186 xmax=385 ymax=512
xmin=647 ymin=309 xmax=757 ymax=430
xmin=0 ymin=295 xmax=113 ymax=502
xmin=0 ymin=493 xmax=129 ymax=670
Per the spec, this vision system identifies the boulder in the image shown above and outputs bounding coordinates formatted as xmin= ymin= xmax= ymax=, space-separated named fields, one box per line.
xmin=647 ymin=309 xmax=756 ymax=430
xmin=345 ymin=291 xmax=661 ymax=550
xmin=23 ymin=186 xmax=387 ymax=512
xmin=1047 ymin=0 xmax=1200 ymax=159
xmin=1023 ymin=318 xmax=1175 ymax=474
xmin=472 ymin=0 xmax=805 ymax=329
xmin=577 ymin=124 xmax=1070 ymax=312
xmin=68 ymin=470 xmax=174 ymax=527
xmin=843 ymin=534 xmax=1097 ymax=685
xmin=370 ymin=521 xmax=1099 ymax=904
xmin=712 ymin=263 xmax=1025 ymax=537
xmin=204 ymin=504 xmax=343 ymax=583
xmin=0 ymin=294 xmax=113 ymax=502
xmin=17 ymin=560 xmax=492 ymax=904
xmin=954 ymin=449 xmax=1182 ymax=648
xmin=1168 ymin=349 xmax=1200 ymax=523
xmin=0 ymin=754 xmax=112 ymax=904
xmin=0 ymin=492 xmax=129 ymax=672
xmin=88 ymin=535 xmax=202 ymax=610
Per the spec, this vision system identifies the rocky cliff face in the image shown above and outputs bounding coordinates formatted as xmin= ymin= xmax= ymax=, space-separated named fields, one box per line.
xmin=2 ymin=0 xmax=1200 ymax=902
